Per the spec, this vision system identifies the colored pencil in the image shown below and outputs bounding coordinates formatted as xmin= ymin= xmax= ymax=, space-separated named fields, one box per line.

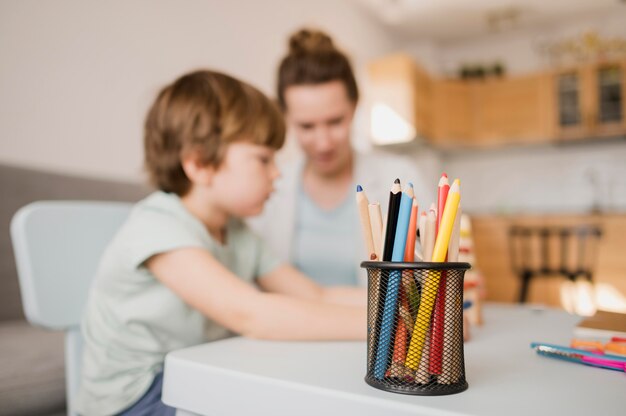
xmin=430 ymin=174 xmax=450 ymax=375
xmin=440 ymin=204 xmax=462 ymax=384
xmin=404 ymin=197 xmax=418 ymax=262
xmin=423 ymin=208 xmax=436 ymax=265
xmin=382 ymin=179 xmax=402 ymax=261
xmin=356 ymin=185 xmax=376 ymax=260
xmin=374 ymin=191 xmax=412 ymax=379
xmin=405 ymin=180 xmax=461 ymax=370
xmin=369 ymin=202 xmax=383 ymax=261
xmin=417 ymin=211 xmax=427 ymax=260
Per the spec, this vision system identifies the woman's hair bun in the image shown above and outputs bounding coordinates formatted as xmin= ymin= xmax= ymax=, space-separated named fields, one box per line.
xmin=288 ymin=29 xmax=335 ymax=55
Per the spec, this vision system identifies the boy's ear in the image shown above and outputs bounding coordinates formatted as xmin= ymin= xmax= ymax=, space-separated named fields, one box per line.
xmin=181 ymin=155 xmax=215 ymax=186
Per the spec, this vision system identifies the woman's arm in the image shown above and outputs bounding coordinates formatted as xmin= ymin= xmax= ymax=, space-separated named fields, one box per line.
xmin=256 ymin=264 xmax=367 ymax=306
xmin=146 ymin=248 xmax=366 ymax=340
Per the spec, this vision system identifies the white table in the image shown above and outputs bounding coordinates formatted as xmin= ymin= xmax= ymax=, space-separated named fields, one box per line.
xmin=162 ymin=304 xmax=623 ymax=416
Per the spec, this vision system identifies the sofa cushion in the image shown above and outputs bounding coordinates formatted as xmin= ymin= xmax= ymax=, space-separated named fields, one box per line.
xmin=0 ymin=320 xmax=65 ymax=416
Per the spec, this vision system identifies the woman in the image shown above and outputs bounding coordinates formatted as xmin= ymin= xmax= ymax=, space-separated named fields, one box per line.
xmin=251 ymin=29 xmax=430 ymax=287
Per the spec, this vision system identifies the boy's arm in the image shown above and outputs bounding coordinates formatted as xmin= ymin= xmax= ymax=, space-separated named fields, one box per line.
xmin=145 ymin=247 xmax=366 ymax=341
xmin=256 ymin=264 xmax=367 ymax=306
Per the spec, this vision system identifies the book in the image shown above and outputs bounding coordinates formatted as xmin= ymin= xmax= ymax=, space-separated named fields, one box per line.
xmin=574 ymin=310 xmax=626 ymax=339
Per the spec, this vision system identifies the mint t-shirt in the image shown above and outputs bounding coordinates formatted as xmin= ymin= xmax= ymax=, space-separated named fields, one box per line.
xmin=74 ymin=191 xmax=282 ymax=415
xmin=292 ymin=186 xmax=359 ymax=286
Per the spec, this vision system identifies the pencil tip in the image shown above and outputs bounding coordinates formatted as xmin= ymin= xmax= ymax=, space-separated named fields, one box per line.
xmin=356 ymin=184 xmax=363 ymax=192
xmin=408 ymin=182 xmax=414 ymax=188
xmin=442 ymin=172 xmax=448 ymax=178
xmin=394 ymin=178 xmax=400 ymax=184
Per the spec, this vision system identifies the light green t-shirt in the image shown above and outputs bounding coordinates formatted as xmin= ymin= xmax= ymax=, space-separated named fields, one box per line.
xmin=292 ymin=186 xmax=359 ymax=286
xmin=74 ymin=191 xmax=281 ymax=415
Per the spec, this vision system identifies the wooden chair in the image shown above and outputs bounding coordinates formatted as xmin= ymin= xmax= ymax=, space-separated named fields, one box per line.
xmin=509 ymin=224 xmax=602 ymax=303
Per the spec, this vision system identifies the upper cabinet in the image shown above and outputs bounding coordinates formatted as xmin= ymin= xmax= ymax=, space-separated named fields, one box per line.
xmin=430 ymin=80 xmax=473 ymax=146
xmin=430 ymin=74 xmax=553 ymax=148
xmin=553 ymin=61 xmax=626 ymax=141
xmin=472 ymin=74 xmax=553 ymax=146
xmin=367 ymin=54 xmax=626 ymax=148
xmin=367 ymin=54 xmax=433 ymax=145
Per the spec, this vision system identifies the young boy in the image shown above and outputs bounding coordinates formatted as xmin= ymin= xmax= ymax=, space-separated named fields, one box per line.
xmin=74 ymin=70 xmax=366 ymax=416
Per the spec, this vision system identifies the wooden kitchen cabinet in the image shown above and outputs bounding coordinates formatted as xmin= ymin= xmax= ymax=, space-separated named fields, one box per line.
xmin=368 ymin=53 xmax=625 ymax=147
xmin=430 ymin=79 xmax=475 ymax=146
xmin=553 ymin=60 xmax=626 ymax=141
xmin=367 ymin=53 xmax=433 ymax=144
xmin=472 ymin=74 xmax=553 ymax=146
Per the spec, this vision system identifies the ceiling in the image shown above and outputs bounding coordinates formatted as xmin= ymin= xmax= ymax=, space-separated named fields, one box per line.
xmin=353 ymin=0 xmax=626 ymax=42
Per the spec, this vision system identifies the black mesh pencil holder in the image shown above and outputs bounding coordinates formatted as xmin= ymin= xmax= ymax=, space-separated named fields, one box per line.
xmin=361 ymin=261 xmax=471 ymax=396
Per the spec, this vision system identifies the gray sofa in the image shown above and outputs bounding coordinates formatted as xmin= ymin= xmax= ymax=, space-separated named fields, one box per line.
xmin=0 ymin=163 xmax=149 ymax=416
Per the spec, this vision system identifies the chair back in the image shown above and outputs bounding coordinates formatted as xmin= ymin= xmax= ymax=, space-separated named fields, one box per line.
xmin=508 ymin=224 xmax=602 ymax=303
xmin=11 ymin=200 xmax=132 ymax=415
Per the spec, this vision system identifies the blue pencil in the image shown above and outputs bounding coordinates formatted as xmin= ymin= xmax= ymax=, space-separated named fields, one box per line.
xmin=374 ymin=192 xmax=413 ymax=379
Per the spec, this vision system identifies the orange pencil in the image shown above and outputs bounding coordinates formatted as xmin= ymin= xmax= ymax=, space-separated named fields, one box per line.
xmin=430 ymin=174 xmax=450 ymax=375
xmin=404 ymin=197 xmax=418 ymax=262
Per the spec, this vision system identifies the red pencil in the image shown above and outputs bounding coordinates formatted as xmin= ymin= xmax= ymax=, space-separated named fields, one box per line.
xmin=429 ymin=173 xmax=450 ymax=375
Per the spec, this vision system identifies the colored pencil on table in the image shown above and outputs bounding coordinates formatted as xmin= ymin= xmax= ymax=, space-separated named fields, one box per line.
xmin=430 ymin=174 xmax=450 ymax=375
xmin=405 ymin=180 xmax=461 ymax=370
xmin=374 ymin=191 xmax=412 ymax=379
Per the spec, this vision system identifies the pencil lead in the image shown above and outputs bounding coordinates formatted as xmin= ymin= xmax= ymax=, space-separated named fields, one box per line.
xmin=356 ymin=184 xmax=363 ymax=192
xmin=394 ymin=178 xmax=400 ymax=184
xmin=442 ymin=172 xmax=448 ymax=178
xmin=408 ymin=182 xmax=414 ymax=188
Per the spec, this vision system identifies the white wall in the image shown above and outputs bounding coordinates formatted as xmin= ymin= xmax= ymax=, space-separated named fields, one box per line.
xmin=0 ymin=0 xmax=400 ymax=182
xmin=437 ymin=9 xmax=626 ymax=77
xmin=441 ymin=142 xmax=626 ymax=214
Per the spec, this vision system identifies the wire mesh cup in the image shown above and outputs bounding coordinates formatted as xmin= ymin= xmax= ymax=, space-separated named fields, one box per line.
xmin=361 ymin=261 xmax=471 ymax=396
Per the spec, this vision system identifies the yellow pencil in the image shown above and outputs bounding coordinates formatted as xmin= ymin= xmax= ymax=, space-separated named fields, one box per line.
xmin=405 ymin=179 xmax=461 ymax=370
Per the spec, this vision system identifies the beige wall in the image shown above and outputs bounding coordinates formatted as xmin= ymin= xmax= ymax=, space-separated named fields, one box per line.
xmin=0 ymin=0 xmax=399 ymax=182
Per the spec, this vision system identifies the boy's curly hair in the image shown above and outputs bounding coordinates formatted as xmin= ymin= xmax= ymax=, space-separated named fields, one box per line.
xmin=144 ymin=70 xmax=285 ymax=195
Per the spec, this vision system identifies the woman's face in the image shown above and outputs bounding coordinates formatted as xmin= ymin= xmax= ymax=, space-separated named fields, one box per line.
xmin=284 ymin=81 xmax=355 ymax=177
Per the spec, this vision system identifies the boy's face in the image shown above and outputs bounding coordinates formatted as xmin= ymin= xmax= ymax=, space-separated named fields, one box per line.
xmin=284 ymin=80 xmax=355 ymax=178
xmin=210 ymin=142 xmax=280 ymax=217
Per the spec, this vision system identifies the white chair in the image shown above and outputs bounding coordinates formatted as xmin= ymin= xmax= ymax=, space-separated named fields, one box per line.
xmin=10 ymin=201 xmax=132 ymax=416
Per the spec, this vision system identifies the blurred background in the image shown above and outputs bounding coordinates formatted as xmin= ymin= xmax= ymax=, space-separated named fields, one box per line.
xmin=1 ymin=1 xmax=626 ymax=414
xmin=2 ymin=0 xmax=626 ymax=309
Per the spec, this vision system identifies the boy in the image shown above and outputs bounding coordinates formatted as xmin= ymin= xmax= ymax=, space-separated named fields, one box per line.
xmin=75 ymin=70 xmax=366 ymax=415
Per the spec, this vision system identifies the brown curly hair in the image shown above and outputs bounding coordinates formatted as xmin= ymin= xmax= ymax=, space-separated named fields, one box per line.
xmin=277 ymin=28 xmax=359 ymax=110
xmin=144 ymin=70 xmax=285 ymax=195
